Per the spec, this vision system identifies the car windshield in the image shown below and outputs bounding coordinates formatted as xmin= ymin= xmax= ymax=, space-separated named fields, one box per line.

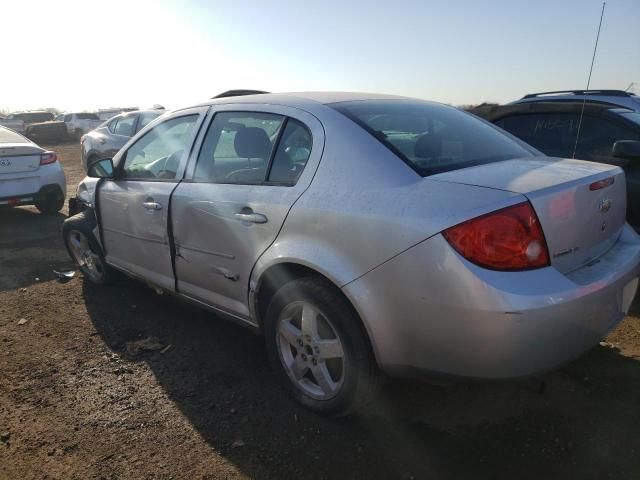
xmin=76 ymin=113 xmax=100 ymax=120
xmin=331 ymin=100 xmax=535 ymax=176
xmin=619 ymin=111 xmax=640 ymax=127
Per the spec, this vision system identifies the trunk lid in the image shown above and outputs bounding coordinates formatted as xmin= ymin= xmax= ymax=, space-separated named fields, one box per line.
xmin=431 ymin=157 xmax=626 ymax=274
xmin=0 ymin=143 xmax=42 ymax=174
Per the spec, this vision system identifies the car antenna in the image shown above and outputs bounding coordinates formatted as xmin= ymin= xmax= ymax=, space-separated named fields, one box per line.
xmin=572 ymin=2 xmax=606 ymax=159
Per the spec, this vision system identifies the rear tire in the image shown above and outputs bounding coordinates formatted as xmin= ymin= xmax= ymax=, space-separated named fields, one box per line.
xmin=62 ymin=211 xmax=112 ymax=285
xmin=264 ymin=276 xmax=381 ymax=416
xmin=35 ymin=189 xmax=64 ymax=214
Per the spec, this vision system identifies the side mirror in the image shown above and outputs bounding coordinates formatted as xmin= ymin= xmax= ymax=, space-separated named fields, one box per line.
xmin=88 ymin=158 xmax=114 ymax=178
xmin=612 ymin=140 xmax=640 ymax=160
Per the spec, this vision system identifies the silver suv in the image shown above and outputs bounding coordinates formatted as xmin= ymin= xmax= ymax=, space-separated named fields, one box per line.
xmin=63 ymin=92 xmax=640 ymax=415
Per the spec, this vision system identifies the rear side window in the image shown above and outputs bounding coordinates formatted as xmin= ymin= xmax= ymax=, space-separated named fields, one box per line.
xmin=268 ymin=119 xmax=312 ymax=185
xmin=332 ymin=100 xmax=533 ymax=176
xmin=121 ymin=115 xmax=197 ymax=180
xmin=113 ymin=115 xmax=136 ymax=137
xmin=497 ymin=113 xmax=640 ymax=160
xmin=194 ymin=112 xmax=285 ymax=184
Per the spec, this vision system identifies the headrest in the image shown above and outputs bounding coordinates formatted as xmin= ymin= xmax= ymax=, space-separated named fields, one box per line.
xmin=234 ymin=127 xmax=272 ymax=159
xmin=414 ymin=134 xmax=442 ymax=159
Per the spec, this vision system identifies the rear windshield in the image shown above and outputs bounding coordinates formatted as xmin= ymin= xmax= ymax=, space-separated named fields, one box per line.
xmin=331 ymin=100 xmax=535 ymax=176
xmin=76 ymin=113 xmax=100 ymax=120
xmin=0 ymin=127 xmax=29 ymax=144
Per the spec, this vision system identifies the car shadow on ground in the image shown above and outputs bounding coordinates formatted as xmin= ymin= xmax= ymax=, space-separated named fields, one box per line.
xmin=83 ymin=277 xmax=640 ymax=480
xmin=0 ymin=207 xmax=74 ymax=292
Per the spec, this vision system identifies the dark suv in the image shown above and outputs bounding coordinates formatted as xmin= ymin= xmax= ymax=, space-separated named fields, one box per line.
xmin=474 ymin=93 xmax=640 ymax=228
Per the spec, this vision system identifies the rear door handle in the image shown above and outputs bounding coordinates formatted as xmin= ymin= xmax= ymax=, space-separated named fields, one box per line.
xmin=143 ymin=201 xmax=162 ymax=211
xmin=234 ymin=212 xmax=268 ymax=224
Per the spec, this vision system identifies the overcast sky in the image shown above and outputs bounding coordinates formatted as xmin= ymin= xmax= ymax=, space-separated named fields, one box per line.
xmin=2 ymin=0 xmax=639 ymax=112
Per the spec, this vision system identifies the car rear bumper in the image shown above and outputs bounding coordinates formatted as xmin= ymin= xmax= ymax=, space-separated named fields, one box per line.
xmin=0 ymin=184 xmax=65 ymax=208
xmin=343 ymin=224 xmax=640 ymax=379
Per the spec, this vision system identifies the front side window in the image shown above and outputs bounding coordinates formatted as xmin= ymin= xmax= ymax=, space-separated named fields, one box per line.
xmin=121 ymin=115 xmax=197 ymax=180
xmin=332 ymin=100 xmax=534 ymax=176
xmin=195 ymin=112 xmax=285 ymax=184
xmin=64 ymin=114 xmax=72 ymax=122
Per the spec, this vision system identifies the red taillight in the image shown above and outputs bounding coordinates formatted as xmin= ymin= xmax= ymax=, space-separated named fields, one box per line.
xmin=40 ymin=151 xmax=57 ymax=165
xmin=589 ymin=177 xmax=614 ymax=191
xmin=443 ymin=202 xmax=550 ymax=271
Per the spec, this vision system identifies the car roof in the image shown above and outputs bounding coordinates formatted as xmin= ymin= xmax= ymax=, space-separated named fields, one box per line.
xmin=190 ymin=91 xmax=412 ymax=111
xmin=110 ymin=109 xmax=165 ymax=119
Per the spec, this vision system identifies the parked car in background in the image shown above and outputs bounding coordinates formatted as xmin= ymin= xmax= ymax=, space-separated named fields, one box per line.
xmin=0 ymin=115 xmax=25 ymax=134
xmin=55 ymin=112 xmax=102 ymax=140
xmin=6 ymin=111 xmax=67 ymax=143
xmin=511 ymin=89 xmax=640 ymax=111
xmin=473 ymin=97 xmax=640 ymax=228
xmin=80 ymin=109 xmax=165 ymax=172
xmin=0 ymin=125 xmax=66 ymax=213
xmin=64 ymin=92 xmax=640 ymax=416
xmin=97 ymin=107 xmax=138 ymax=122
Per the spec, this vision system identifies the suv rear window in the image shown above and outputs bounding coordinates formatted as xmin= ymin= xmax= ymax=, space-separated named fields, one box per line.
xmin=331 ymin=100 xmax=534 ymax=176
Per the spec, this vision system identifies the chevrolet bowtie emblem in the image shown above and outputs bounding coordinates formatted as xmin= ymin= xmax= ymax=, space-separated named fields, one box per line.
xmin=599 ymin=198 xmax=612 ymax=213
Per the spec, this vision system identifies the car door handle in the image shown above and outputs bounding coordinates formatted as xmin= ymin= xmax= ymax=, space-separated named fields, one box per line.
xmin=143 ymin=201 xmax=162 ymax=211
xmin=234 ymin=212 xmax=268 ymax=224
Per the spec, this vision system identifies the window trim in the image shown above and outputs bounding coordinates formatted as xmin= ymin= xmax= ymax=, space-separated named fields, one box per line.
xmin=190 ymin=110 xmax=311 ymax=187
xmin=116 ymin=113 xmax=200 ymax=183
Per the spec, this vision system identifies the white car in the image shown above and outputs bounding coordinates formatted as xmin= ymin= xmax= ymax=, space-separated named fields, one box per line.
xmin=0 ymin=126 xmax=66 ymax=214
xmin=56 ymin=112 xmax=102 ymax=140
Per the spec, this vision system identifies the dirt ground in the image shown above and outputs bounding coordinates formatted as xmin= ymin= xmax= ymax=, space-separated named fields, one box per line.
xmin=1 ymin=143 xmax=640 ymax=480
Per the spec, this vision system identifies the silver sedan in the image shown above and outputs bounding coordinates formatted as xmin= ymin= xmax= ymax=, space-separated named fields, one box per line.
xmin=63 ymin=92 xmax=640 ymax=415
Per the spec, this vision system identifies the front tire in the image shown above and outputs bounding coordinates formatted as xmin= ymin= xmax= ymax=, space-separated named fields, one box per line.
xmin=62 ymin=211 xmax=112 ymax=285
xmin=264 ymin=277 xmax=380 ymax=416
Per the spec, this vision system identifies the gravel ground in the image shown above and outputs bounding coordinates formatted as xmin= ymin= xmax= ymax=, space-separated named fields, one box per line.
xmin=1 ymin=143 xmax=639 ymax=479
